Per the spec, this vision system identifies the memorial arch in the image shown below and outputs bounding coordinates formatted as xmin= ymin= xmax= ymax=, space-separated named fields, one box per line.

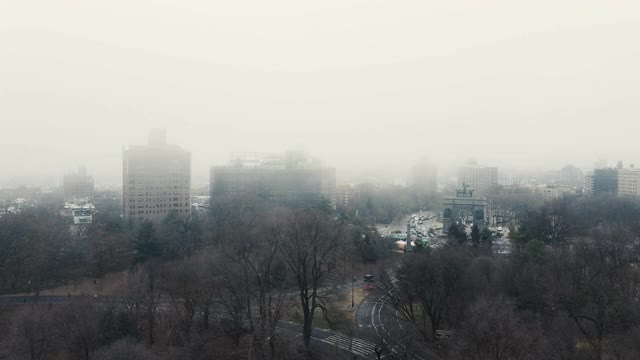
xmin=442 ymin=184 xmax=488 ymax=232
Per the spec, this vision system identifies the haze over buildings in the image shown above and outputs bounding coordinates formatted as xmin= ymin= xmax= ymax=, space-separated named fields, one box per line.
xmin=457 ymin=165 xmax=499 ymax=197
xmin=411 ymin=160 xmax=437 ymax=195
xmin=1 ymin=1 xmax=640 ymax=187
xmin=62 ymin=166 xmax=94 ymax=203
xmin=588 ymin=162 xmax=640 ymax=198
xmin=211 ymin=151 xmax=336 ymax=208
xmin=122 ymin=130 xmax=191 ymax=221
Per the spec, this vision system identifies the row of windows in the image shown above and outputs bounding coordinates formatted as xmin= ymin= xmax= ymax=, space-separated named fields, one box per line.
xmin=134 ymin=208 xmax=187 ymax=215
xmin=127 ymin=192 xmax=189 ymax=196
xmin=129 ymin=203 xmax=189 ymax=209
xmin=130 ymin=209 xmax=189 ymax=216
xmin=129 ymin=197 xmax=189 ymax=202
xmin=128 ymin=174 xmax=188 ymax=179
xmin=127 ymin=186 xmax=188 ymax=191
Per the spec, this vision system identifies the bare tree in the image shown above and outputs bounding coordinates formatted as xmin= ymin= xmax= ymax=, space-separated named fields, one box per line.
xmin=553 ymin=227 xmax=640 ymax=359
xmin=122 ymin=265 xmax=162 ymax=347
xmin=276 ymin=208 xmax=343 ymax=351
xmin=13 ymin=305 xmax=56 ymax=360
xmin=160 ymin=259 xmax=206 ymax=344
xmin=55 ymin=299 xmax=102 ymax=360
xmin=381 ymin=249 xmax=472 ymax=341
xmin=455 ymin=295 xmax=541 ymax=360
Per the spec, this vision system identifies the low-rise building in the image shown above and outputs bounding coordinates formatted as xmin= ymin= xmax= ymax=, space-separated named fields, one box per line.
xmin=529 ymin=185 xmax=575 ymax=202
xmin=211 ymin=150 xmax=336 ymax=208
xmin=63 ymin=166 xmax=94 ymax=203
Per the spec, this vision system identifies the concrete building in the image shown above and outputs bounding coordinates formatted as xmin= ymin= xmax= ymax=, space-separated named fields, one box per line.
xmin=583 ymin=172 xmax=594 ymax=196
xmin=617 ymin=166 xmax=640 ymax=197
xmin=411 ymin=161 xmax=437 ymax=194
xmin=457 ymin=166 xmax=498 ymax=196
xmin=211 ymin=150 xmax=335 ymax=208
xmin=529 ymin=185 xmax=575 ymax=202
xmin=63 ymin=166 xmax=94 ymax=203
xmin=592 ymin=168 xmax=619 ymax=196
xmin=123 ymin=130 xmax=191 ymax=222
xmin=587 ymin=163 xmax=640 ymax=198
xmin=336 ymin=184 xmax=359 ymax=212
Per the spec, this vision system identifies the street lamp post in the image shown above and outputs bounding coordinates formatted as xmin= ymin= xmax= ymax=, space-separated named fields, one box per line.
xmin=351 ymin=276 xmax=355 ymax=308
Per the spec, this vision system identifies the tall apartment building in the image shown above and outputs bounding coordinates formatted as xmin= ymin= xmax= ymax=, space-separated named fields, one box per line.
xmin=210 ymin=151 xmax=336 ymax=208
xmin=457 ymin=166 xmax=498 ymax=196
xmin=589 ymin=163 xmax=640 ymax=198
xmin=583 ymin=172 xmax=594 ymax=196
xmin=411 ymin=161 xmax=437 ymax=194
xmin=335 ymin=184 xmax=359 ymax=212
xmin=592 ymin=168 xmax=619 ymax=196
xmin=63 ymin=165 xmax=94 ymax=203
xmin=616 ymin=167 xmax=640 ymax=197
xmin=123 ymin=130 xmax=191 ymax=222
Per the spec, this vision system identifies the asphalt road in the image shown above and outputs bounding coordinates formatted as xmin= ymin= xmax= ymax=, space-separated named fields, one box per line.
xmin=354 ymin=279 xmax=439 ymax=360
xmin=377 ymin=211 xmax=439 ymax=237
xmin=277 ymin=321 xmax=381 ymax=359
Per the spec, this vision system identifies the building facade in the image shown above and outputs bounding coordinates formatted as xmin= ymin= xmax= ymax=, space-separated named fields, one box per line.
xmin=529 ymin=185 xmax=575 ymax=202
xmin=63 ymin=166 xmax=94 ymax=203
xmin=211 ymin=151 xmax=336 ymax=208
xmin=123 ymin=130 xmax=191 ymax=222
xmin=592 ymin=168 xmax=619 ymax=196
xmin=617 ymin=167 xmax=640 ymax=197
xmin=457 ymin=166 xmax=498 ymax=196
xmin=588 ymin=164 xmax=640 ymax=198
xmin=335 ymin=184 xmax=359 ymax=212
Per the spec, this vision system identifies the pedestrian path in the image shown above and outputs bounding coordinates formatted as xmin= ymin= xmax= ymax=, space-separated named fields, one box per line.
xmin=323 ymin=333 xmax=378 ymax=358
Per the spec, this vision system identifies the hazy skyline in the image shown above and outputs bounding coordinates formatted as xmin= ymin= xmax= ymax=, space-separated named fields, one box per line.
xmin=2 ymin=1 xmax=639 ymax=186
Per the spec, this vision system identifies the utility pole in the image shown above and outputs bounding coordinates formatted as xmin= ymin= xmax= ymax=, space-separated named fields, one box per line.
xmin=351 ymin=275 xmax=355 ymax=308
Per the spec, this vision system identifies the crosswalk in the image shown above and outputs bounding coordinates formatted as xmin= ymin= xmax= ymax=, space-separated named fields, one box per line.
xmin=323 ymin=333 xmax=378 ymax=358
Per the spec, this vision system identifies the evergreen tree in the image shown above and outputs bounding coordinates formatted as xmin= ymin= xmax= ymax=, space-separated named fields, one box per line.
xmin=471 ymin=224 xmax=481 ymax=247
xmin=134 ymin=221 xmax=161 ymax=264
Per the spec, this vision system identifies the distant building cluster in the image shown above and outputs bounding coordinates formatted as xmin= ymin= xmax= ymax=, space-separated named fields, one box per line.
xmin=62 ymin=166 xmax=96 ymax=224
xmin=528 ymin=184 xmax=575 ymax=201
xmin=63 ymin=166 xmax=94 ymax=204
xmin=34 ymin=128 xmax=629 ymax=225
xmin=0 ymin=198 xmax=29 ymax=217
xmin=210 ymin=150 xmax=336 ymax=208
xmin=585 ymin=161 xmax=640 ymax=198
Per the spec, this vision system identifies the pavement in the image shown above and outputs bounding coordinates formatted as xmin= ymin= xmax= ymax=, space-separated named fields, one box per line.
xmin=277 ymin=321 xmax=381 ymax=359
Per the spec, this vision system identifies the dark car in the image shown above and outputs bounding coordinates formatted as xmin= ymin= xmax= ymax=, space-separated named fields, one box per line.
xmin=364 ymin=274 xmax=375 ymax=283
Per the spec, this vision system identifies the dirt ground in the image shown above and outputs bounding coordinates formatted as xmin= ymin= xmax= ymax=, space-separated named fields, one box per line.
xmin=12 ymin=270 xmax=129 ymax=297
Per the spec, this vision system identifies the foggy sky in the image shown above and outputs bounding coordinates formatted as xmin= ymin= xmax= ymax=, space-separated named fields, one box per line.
xmin=1 ymin=1 xmax=639 ymax=187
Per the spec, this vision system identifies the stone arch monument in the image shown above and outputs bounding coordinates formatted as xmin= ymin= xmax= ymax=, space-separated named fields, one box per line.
xmin=442 ymin=184 xmax=488 ymax=232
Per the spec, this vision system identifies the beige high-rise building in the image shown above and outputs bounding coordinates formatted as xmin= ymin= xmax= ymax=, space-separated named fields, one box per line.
xmin=457 ymin=166 xmax=498 ymax=196
xmin=123 ymin=130 xmax=191 ymax=222
xmin=617 ymin=167 xmax=640 ymax=197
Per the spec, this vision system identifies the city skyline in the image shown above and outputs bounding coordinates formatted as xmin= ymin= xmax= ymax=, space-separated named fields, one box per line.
xmin=2 ymin=1 xmax=640 ymax=186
